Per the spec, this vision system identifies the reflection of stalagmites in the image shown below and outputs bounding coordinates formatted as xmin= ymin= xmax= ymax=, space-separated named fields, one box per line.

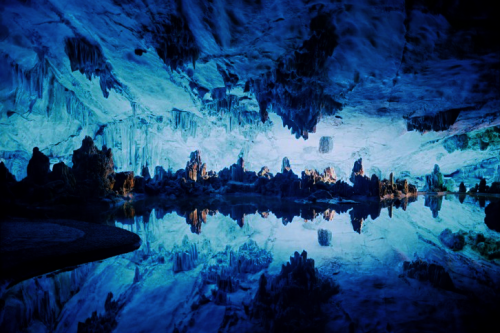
xmin=323 ymin=209 xmax=335 ymax=221
xmin=27 ymin=147 xmax=50 ymax=185
xmin=173 ymin=237 xmax=199 ymax=272
xmin=216 ymin=271 xmax=240 ymax=293
xmin=133 ymin=267 xmax=141 ymax=283
xmin=318 ymin=136 xmax=333 ymax=153
xmin=318 ymin=229 xmax=332 ymax=246
xmin=250 ymin=251 xmax=339 ymax=332
xmin=212 ymin=289 xmax=228 ymax=305
xmin=401 ymin=260 xmax=455 ymax=291
xmin=186 ymin=208 xmax=208 ymax=234
xmin=281 ymin=157 xmax=291 ymax=173
xmin=77 ymin=292 xmax=124 ymax=332
xmin=237 ymin=240 xmax=273 ymax=274
xmin=425 ymin=195 xmax=443 ymax=218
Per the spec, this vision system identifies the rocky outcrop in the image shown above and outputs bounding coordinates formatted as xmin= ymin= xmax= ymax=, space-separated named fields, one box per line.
xmin=113 ymin=172 xmax=135 ymax=196
xmin=0 ymin=161 xmax=16 ymax=186
xmin=72 ymin=136 xmax=115 ymax=196
xmin=27 ymin=147 xmax=50 ymax=185
xmin=281 ymin=157 xmax=291 ymax=174
xmin=469 ymin=178 xmax=500 ymax=194
xmin=485 ymin=201 xmax=500 ymax=232
xmin=48 ymin=162 xmax=76 ymax=189
xmin=349 ymin=158 xmax=364 ymax=184
xmin=230 ymin=156 xmax=245 ymax=182
xmin=424 ymin=164 xmax=447 ymax=192
xmin=186 ymin=150 xmax=202 ymax=182
xmin=250 ymin=251 xmax=339 ymax=332
xmin=459 ymin=182 xmax=467 ymax=193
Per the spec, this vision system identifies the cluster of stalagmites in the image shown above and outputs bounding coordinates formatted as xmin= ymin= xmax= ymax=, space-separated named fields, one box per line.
xmin=142 ymin=154 xmax=417 ymax=201
xmin=0 ymin=137 xmax=419 ymax=207
xmin=249 ymin=250 xmax=339 ymax=332
xmin=0 ymin=136 xmax=137 ymax=206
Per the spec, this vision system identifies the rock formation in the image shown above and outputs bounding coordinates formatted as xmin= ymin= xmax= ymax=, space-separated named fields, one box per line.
xmin=250 ymin=251 xmax=339 ymax=332
xmin=349 ymin=158 xmax=364 ymax=184
xmin=281 ymin=157 xmax=291 ymax=174
xmin=424 ymin=164 xmax=446 ymax=192
xmin=113 ymin=172 xmax=135 ymax=196
xmin=72 ymin=136 xmax=115 ymax=196
xmin=485 ymin=201 xmax=500 ymax=232
xmin=27 ymin=147 xmax=50 ymax=185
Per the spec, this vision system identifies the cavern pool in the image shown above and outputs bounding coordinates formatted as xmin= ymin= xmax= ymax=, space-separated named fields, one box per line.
xmin=1 ymin=194 xmax=499 ymax=333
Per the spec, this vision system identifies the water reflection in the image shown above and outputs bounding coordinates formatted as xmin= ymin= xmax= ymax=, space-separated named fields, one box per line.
xmin=1 ymin=194 xmax=499 ymax=333
xmin=113 ymin=195 xmax=419 ymax=234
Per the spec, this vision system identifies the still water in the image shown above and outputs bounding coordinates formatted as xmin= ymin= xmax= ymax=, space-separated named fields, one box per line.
xmin=1 ymin=194 xmax=499 ymax=332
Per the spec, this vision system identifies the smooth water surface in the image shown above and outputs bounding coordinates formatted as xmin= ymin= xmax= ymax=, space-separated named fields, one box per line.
xmin=1 ymin=194 xmax=499 ymax=332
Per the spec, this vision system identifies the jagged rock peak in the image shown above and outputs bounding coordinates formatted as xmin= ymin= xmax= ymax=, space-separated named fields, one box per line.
xmin=350 ymin=158 xmax=364 ymax=184
xmin=27 ymin=147 xmax=50 ymax=185
xmin=281 ymin=157 xmax=291 ymax=173
xmin=72 ymin=136 xmax=115 ymax=196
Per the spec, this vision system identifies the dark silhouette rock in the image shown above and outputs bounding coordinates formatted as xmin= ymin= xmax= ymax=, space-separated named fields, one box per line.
xmin=141 ymin=166 xmax=151 ymax=181
xmin=27 ymin=147 xmax=50 ymax=185
xmin=478 ymin=178 xmax=487 ymax=193
xmin=134 ymin=176 xmax=145 ymax=193
xmin=251 ymin=251 xmax=339 ymax=332
xmin=281 ymin=157 xmax=291 ymax=173
xmin=72 ymin=136 xmax=115 ymax=196
xmin=485 ymin=201 xmax=500 ymax=232
xmin=114 ymin=171 xmax=135 ymax=195
xmin=48 ymin=162 xmax=76 ymax=188
xmin=350 ymin=158 xmax=364 ymax=184
xmin=459 ymin=182 xmax=467 ymax=193
xmin=230 ymin=156 xmax=245 ymax=182
xmin=0 ymin=161 xmax=16 ymax=186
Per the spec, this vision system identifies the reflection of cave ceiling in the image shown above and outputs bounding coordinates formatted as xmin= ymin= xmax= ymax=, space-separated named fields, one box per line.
xmin=0 ymin=0 xmax=499 ymax=185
